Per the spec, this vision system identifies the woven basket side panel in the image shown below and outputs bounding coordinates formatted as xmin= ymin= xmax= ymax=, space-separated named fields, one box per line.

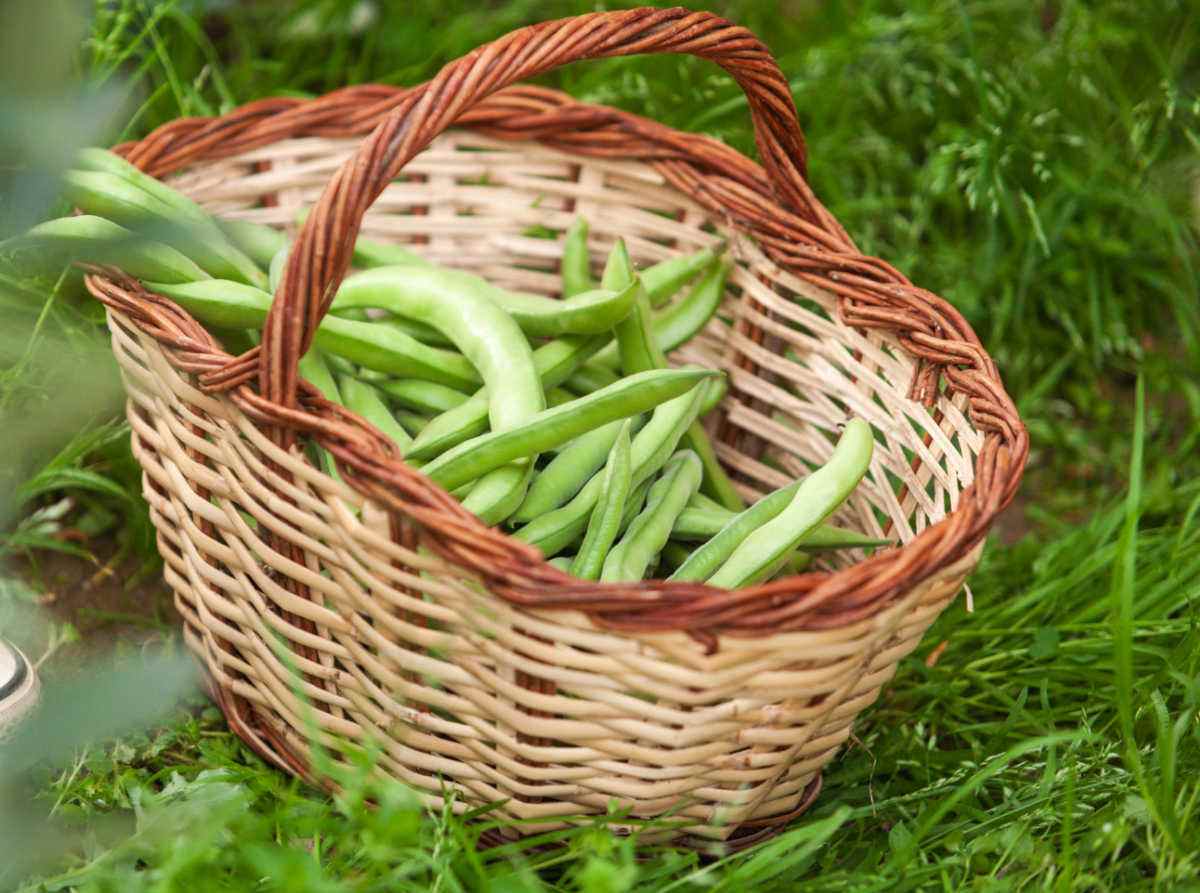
xmin=100 ymin=135 xmax=991 ymax=841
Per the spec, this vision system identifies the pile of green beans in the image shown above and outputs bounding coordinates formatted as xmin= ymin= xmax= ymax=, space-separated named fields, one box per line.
xmin=6 ymin=148 xmax=890 ymax=587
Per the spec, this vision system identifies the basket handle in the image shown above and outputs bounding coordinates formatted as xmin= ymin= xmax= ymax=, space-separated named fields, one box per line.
xmin=248 ymin=6 xmax=811 ymax=425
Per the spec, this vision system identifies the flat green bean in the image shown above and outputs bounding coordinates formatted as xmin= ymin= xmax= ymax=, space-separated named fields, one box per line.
xmin=144 ymin=279 xmax=481 ymax=390
xmin=337 ymin=375 xmax=412 ymax=453
xmin=63 ymin=168 xmax=266 ymax=287
xmin=513 ymin=376 xmax=710 ymax=557
xmin=563 ymin=362 xmax=620 ymax=397
xmin=591 ymin=257 xmax=730 ymax=369
xmin=407 ymin=335 xmax=609 ymax=461
xmin=642 ymin=242 xmax=724 ymax=308
xmin=561 ymin=217 xmax=594 ymax=298
xmin=460 ymin=462 xmax=536 ymax=525
xmin=605 ymin=250 xmax=745 ymax=513
xmin=215 ymin=218 xmax=289 ymax=269
xmin=601 ymin=450 xmax=701 ymax=582
xmin=423 ymin=368 xmax=716 ymax=491
xmin=672 ymin=504 xmax=890 ymax=550
xmin=11 ymin=215 xmax=209 ymax=284
xmin=570 ymin=419 xmax=632 ymax=580
xmin=377 ymin=379 xmax=469 ymax=415
xmin=514 ymin=417 xmax=629 ymax=522
xmin=706 ymin=419 xmax=874 ymax=588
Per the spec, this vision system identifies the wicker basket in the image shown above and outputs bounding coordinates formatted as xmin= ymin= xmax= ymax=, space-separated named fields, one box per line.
xmin=84 ymin=8 xmax=1026 ymax=849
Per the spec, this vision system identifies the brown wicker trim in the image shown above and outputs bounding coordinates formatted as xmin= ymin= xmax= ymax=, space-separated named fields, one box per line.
xmin=87 ymin=7 xmax=1026 ymax=639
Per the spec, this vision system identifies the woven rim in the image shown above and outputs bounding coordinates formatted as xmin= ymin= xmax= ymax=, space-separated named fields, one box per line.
xmin=86 ymin=6 xmax=1027 ymax=640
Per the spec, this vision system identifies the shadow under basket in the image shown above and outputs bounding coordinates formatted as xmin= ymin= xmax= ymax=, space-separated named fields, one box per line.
xmin=83 ymin=8 xmax=1026 ymax=852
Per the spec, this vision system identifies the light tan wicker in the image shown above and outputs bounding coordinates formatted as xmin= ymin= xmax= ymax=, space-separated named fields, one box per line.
xmin=83 ymin=8 xmax=1026 ymax=849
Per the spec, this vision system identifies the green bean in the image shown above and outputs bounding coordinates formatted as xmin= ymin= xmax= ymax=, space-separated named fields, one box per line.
xmin=653 ymin=258 xmax=730 ymax=349
xmin=394 ymin=410 xmax=431 ymax=438
xmin=591 ymin=258 xmax=730 ymax=369
xmin=514 ymin=417 xmax=631 ymax=522
xmin=669 ymin=482 xmax=808 ymax=579
xmin=407 ymin=334 xmax=609 ymax=461
xmin=335 ymin=265 xmax=638 ymax=339
xmin=563 ymin=362 xmax=620 ymax=397
xmin=548 ymin=556 xmax=574 ymax=573
xmin=706 ymin=419 xmax=874 ymax=588
xmin=297 ymin=349 xmax=343 ymax=479
xmin=642 ymin=242 xmax=725 ymax=308
xmin=672 ymin=504 xmax=889 ymax=550
xmin=10 ymin=215 xmax=210 ymax=284
xmin=351 ymin=237 xmax=428 ymax=269
xmin=698 ymin=374 xmax=727 ymax=417
xmin=689 ymin=492 xmax=732 ymax=515
xmin=143 ymin=279 xmax=481 ymax=391
xmin=569 ymin=419 xmax=632 ymax=580
xmin=76 ymin=148 xmax=224 ymax=232
xmin=268 ymin=244 xmax=289 ymax=293
xmin=659 ymin=542 xmax=693 ymax=571
xmin=618 ymin=477 xmax=653 ymax=534
xmin=337 ymin=375 xmax=412 ymax=453
xmin=605 ymin=251 xmax=745 ymax=513
xmin=682 ymin=382 xmax=744 ymax=511
xmin=215 ymin=219 xmax=289 ymax=269
xmin=601 ymin=450 xmax=701 ymax=582
xmin=423 ymin=368 xmax=716 ymax=491
xmin=63 ymin=168 xmax=266 ymax=287
xmin=513 ymin=376 xmax=710 ymax=557
xmin=372 ymin=315 xmax=451 ymax=347
xmin=460 ymin=462 xmax=536 ymax=525
xmin=547 ymin=387 xmax=576 ymax=408
xmin=377 ymin=379 xmax=468 ymax=415
xmin=332 ymin=266 xmax=548 ymax=527
xmin=332 ymin=267 xmax=545 ymax=431
xmin=561 ymin=217 xmax=594 ymax=298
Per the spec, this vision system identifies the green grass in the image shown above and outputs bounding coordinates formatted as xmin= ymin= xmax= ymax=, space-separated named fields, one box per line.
xmin=2 ymin=0 xmax=1199 ymax=889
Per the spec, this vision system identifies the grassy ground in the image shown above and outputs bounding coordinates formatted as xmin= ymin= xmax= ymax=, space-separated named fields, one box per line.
xmin=1 ymin=0 xmax=1198 ymax=889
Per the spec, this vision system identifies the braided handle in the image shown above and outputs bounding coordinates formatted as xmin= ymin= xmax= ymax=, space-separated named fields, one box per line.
xmin=246 ymin=7 xmax=810 ymax=423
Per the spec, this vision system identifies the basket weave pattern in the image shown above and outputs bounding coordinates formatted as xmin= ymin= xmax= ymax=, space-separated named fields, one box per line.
xmin=85 ymin=8 xmax=1025 ymax=846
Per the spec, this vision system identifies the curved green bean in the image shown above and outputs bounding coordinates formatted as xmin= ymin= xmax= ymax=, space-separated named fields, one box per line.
xmin=407 ymin=334 xmax=609 ymax=461
xmin=706 ymin=419 xmax=874 ymax=588
xmin=601 ymin=450 xmax=701 ymax=582
xmin=143 ymin=279 xmax=481 ymax=391
xmin=335 ymin=265 xmax=638 ymax=339
xmin=561 ymin=217 xmax=594 ymax=298
xmin=337 ymin=375 xmax=412 ymax=453
xmin=642 ymin=242 xmax=725 ymax=308
xmin=423 ymin=368 xmax=716 ymax=491
xmin=570 ymin=419 xmax=633 ymax=580
xmin=11 ymin=215 xmax=210 ymax=284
